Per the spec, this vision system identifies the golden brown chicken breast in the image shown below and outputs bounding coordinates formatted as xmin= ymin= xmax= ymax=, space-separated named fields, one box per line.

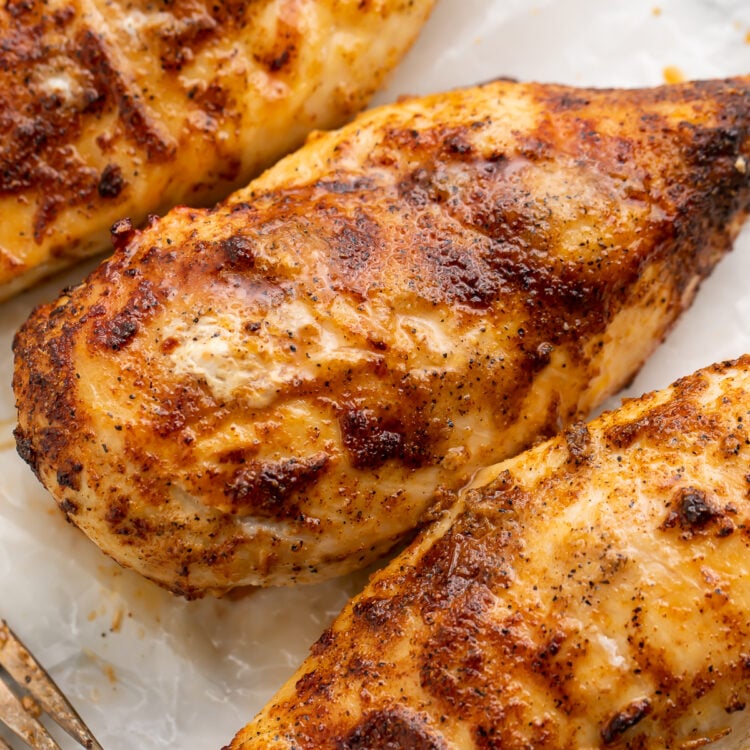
xmin=229 ymin=354 xmax=750 ymax=750
xmin=0 ymin=0 xmax=434 ymax=299
xmin=12 ymin=76 xmax=750 ymax=596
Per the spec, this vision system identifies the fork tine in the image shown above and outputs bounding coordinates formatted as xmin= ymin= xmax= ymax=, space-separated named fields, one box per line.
xmin=0 ymin=677 xmax=61 ymax=750
xmin=0 ymin=621 xmax=102 ymax=750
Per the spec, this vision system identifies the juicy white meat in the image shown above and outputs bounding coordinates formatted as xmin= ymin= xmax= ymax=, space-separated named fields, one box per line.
xmin=12 ymin=76 xmax=750 ymax=596
xmin=230 ymin=354 xmax=750 ymax=749
xmin=0 ymin=0 xmax=433 ymax=299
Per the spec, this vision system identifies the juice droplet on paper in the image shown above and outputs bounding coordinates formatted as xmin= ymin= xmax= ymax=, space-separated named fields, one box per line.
xmin=663 ymin=66 xmax=685 ymax=84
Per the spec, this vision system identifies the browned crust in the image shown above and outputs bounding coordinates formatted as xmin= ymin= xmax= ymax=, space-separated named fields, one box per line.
xmin=0 ymin=2 xmax=175 ymax=240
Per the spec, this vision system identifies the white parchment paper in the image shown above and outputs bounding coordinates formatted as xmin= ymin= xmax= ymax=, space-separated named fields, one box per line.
xmin=1 ymin=1 xmax=750 ymax=747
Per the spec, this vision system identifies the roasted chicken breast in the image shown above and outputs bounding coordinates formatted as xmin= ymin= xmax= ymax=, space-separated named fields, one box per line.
xmin=230 ymin=354 xmax=750 ymax=750
xmin=0 ymin=0 xmax=434 ymax=299
xmin=13 ymin=76 xmax=750 ymax=596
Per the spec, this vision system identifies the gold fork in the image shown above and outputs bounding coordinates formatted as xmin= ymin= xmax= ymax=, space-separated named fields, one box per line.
xmin=0 ymin=620 xmax=102 ymax=750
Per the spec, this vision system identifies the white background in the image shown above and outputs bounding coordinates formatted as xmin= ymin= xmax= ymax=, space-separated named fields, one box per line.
xmin=1 ymin=1 xmax=750 ymax=747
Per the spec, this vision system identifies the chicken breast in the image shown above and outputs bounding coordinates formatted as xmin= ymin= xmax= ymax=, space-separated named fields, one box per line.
xmin=0 ymin=0 xmax=434 ymax=300
xmin=12 ymin=76 xmax=750 ymax=596
xmin=230 ymin=354 xmax=750 ymax=750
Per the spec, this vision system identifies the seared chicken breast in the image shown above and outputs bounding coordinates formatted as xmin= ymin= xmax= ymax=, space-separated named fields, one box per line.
xmin=230 ymin=354 xmax=750 ymax=750
xmin=0 ymin=0 xmax=434 ymax=299
xmin=13 ymin=76 xmax=750 ymax=596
